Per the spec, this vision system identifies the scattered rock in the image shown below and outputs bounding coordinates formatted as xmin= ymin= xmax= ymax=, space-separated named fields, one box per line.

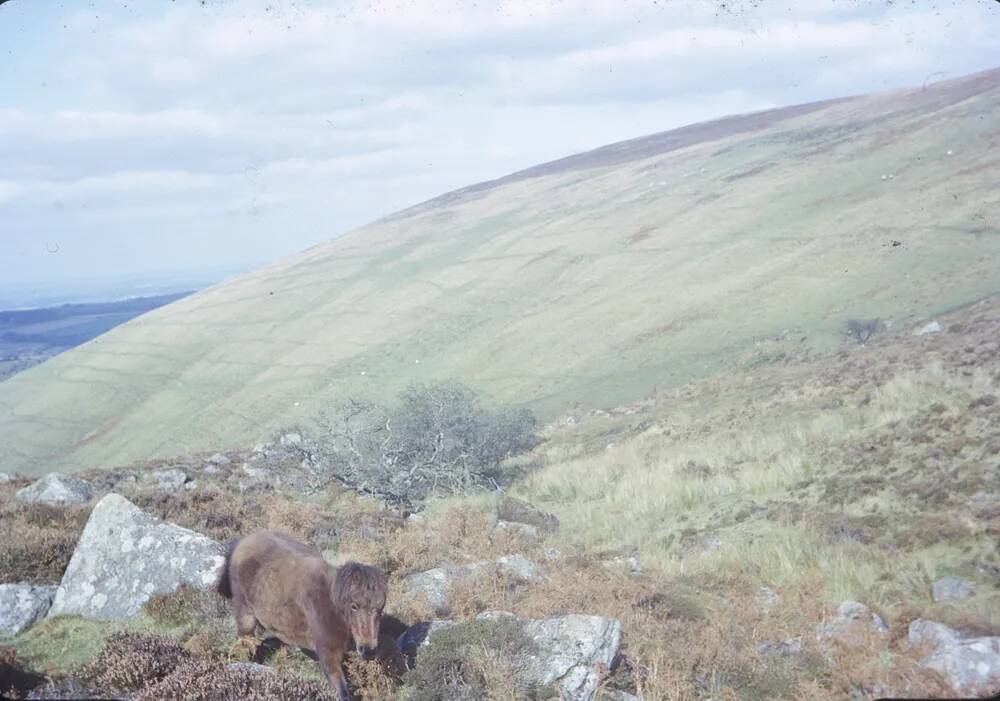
xmin=202 ymin=464 xmax=219 ymax=475
xmin=915 ymin=320 xmax=942 ymax=336
xmin=596 ymin=691 xmax=641 ymax=701
xmin=908 ymin=619 xmax=1000 ymax=696
xmin=932 ymin=577 xmax=976 ymax=602
xmin=816 ymin=601 xmax=888 ymax=645
xmin=240 ymin=461 xmax=270 ymax=481
xmin=756 ymin=637 xmax=803 ymax=658
xmin=279 ymin=433 xmax=302 ymax=447
xmin=496 ymin=554 xmax=542 ymax=581
xmin=494 ymin=520 xmax=540 ymax=538
xmin=151 ymin=468 xmax=188 ymax=491
xmin=602 ymin=555 xmax=642 ymax=575
xmin=47 ymin=493 xmax=225 ymax=620
xmin=0 ymin=583 xmax=57 ymax=636
xmin=496 ymin=496 xmax=560 ymax=534
xmin=15 ymin=473 xmax=92 ymax=506
xmin=0 ymin=472 xmax=14 ymax=484
xmin=403 ymin=556 xmax=544 ymax=613
xmin=759 ymin=586 xmax=780 ymax=612
xmin=224 ymin=662 xmax=274 ymax=675
xmin=399 ymin=613 xmax=621 ymax=701
xmin=206 ymin=453 xmax=231 ymax=467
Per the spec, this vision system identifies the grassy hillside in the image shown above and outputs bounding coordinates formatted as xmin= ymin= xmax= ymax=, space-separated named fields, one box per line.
xmin=1 ymin=68 xmax=999 ymax=476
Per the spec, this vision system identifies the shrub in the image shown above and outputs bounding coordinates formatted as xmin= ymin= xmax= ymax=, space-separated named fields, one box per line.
xmin=135 ymin=660 xmax=336 ymax=701
xmin=400 ymin=617 xmax=549 ymax=701
xmin=308 ymin=381 xmax=540 ymax=504
xmin=143 ymin=585 xmax=231 ymax=627
xmin=844 ymin=318 xmax=881 ymax=345
xmin=0 ymin=502 xmax=89 ymax=584
xmin=79 ymin=632 xmax=191 ymax=692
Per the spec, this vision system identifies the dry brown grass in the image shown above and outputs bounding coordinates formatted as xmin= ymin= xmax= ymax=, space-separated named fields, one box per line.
xmin=0 ymin=489 xmax=90 ymax=584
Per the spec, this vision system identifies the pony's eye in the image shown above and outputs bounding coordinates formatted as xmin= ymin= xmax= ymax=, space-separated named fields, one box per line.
xmin=351 ymin=603 xmax=359 ymax=612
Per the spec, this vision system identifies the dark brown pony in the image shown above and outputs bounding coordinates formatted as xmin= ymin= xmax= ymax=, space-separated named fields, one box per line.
xmin=217 ymin=531 xmax=388 ymax=701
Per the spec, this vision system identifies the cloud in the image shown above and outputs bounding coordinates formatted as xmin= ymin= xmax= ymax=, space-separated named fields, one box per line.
xmin=1 ymin=0 xmax=998 ymax=289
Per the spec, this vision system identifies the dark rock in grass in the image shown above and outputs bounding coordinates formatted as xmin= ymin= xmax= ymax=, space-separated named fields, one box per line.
xmin=496 ymin=496 xmax=560 ymax=534
xmin=15 ymin=474 xmax=92 ymax=507
xmin=47 ymin=493 xmax=225 ymax=620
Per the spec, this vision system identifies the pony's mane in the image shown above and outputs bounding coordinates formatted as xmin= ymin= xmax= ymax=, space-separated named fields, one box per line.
xmin=332 ymin=561 xmax=388 ymax=609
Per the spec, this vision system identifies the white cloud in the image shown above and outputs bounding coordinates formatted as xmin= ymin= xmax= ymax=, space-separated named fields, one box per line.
xmin=2 ymin=0 xmax=999 ymax=288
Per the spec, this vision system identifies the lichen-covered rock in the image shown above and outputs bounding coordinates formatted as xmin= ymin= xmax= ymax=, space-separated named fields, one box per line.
xmin=47 ymin=493 xmax=225 ymax=620
xmin=931 ymin=577 xmax=976 ymax=602
xmin=0 ymin=472 xmax=14 ymax=484
xmin=908 ymin=619 xmax=1000 ymax=696
xmin=523 ymin=614 xmax=622 ymax=701
xmin=151 ymin=468 xmax=188 ymax=491
xmin=14 ymin=473 xmax=92 ymax=506
xmin=403 ymin=556 xmax=543 ymax=613
xmin=0 ymin=583 xmax=56 ymax=636
xmin=399 ymin=613 xmax=621 ymax=701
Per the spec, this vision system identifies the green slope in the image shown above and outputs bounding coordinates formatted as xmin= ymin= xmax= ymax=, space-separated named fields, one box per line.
xmin=2 ymin=68 xmax=999 ymax=476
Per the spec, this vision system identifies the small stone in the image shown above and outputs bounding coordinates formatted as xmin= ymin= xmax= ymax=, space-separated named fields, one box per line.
xmin=932 ymin=577 xmax=976 ymax=602
xmin=756 ymin=637 xmax=803 ymax=657
xmin=152 ymin=468 xmax=188 ymax=491
xmin=226 ymin=662 xmax=274 ymax=675
xmin=0 ymin=583 xmax=57 ymax=636
xmin=0 ymin=472 xmax=14 ymax=484
xmin=206 ymin=453 xmax=231 ymax=466
xmin=494 ymin=520 xmax=539 ymax=538
xmin=915 ymin=320 xmax=942 ymax=335
xmin=15 ymin=473 xmax=92 ymax=506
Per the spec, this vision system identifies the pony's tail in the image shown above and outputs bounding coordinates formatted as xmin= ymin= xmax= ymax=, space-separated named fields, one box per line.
xmin=216 ymin=538 xmax=240 ymax=599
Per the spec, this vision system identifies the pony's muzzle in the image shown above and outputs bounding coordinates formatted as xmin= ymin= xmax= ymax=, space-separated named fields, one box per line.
xmin=356 ymin=644 xmax=377 ymax=661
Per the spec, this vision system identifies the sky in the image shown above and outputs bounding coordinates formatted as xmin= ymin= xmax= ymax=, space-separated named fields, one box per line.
xmin=0 ymin=0 xmax=998 ymax=300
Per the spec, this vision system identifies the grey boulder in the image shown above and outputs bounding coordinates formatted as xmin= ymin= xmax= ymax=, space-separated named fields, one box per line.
xmin=931 ymin=577 xmax=976 ymax=602
xmin=398 ymin=613 xmax=622 ymax=701
xmin=15 ymin=473 xmax=92 ymax=506
xmin=47 ymin=493 xmax=225 ymax=620
xmin=523 ymin=614 xmax=622 ymax=701
xmin=908 ymin=619 xmax=1000 ymax=696
xmin=0 ymin=583 xmax=57 ymax=636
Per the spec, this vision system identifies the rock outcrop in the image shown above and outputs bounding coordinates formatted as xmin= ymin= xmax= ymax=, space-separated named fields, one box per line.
xmin=397 ymin=612 xmax=622 ymax=701
xmin=0 ymin=583 xmax=57 ymax=636
xmin=908 ymin=619 xmax=1000 ymax=696
xmin=47 ymin=494 xmax=225 ymax=620
xmin=14 ymin=474 xmax=92 ymax=507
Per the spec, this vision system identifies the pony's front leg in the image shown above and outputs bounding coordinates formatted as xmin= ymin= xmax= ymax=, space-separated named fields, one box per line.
xmin=318 ymin=647 xmax=352 ymax=701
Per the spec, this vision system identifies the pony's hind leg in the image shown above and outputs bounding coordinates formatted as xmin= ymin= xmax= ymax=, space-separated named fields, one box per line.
xmin=228 ymin=579 xmax=260 ymax=660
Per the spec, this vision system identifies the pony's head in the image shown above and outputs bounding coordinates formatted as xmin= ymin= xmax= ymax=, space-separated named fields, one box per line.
xmin=332 ymin=562 xmax=388 ymax=660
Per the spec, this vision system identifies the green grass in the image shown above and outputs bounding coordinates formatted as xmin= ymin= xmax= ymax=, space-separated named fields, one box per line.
xmin=2 ymin=71 xmax=1000 ymax=475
